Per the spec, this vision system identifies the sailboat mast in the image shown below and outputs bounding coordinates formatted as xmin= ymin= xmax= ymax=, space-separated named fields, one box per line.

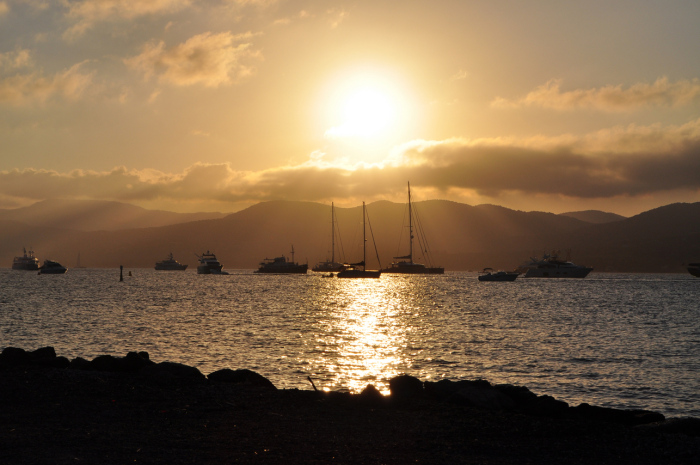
xmin=408 ymin=182 xmax=413 ymax=264
xmin=362 ymin=202 xmax=367 ymax=269
xmin=331 ymin=202 xmax=335 ymax=263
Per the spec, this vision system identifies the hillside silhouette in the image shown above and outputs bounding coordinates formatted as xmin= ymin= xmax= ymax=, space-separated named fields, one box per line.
xmin=1 ymin=199 xmax=699 ymax=272
xmin=0 ymin=199 xmax=224 ymax=231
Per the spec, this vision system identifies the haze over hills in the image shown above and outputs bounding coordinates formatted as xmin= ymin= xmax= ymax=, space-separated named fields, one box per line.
xmin=1 ymin=199 xmax=699 ymax=273
xmin=559 ymin=210 xmax=626 ymax=224
xmin=0 ymin=199 xmax=225 ymax=231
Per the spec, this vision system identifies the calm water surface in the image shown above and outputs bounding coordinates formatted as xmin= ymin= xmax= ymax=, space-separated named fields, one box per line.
xmin=1 ymin=269 xmax=698 ymax=418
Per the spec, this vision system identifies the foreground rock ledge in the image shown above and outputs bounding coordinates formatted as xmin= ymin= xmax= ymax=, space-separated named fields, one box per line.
xmin=1 ymin=347 xmax=698 ymax=465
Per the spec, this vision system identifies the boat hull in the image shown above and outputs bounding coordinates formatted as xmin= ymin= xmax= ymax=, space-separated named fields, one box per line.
xmin=478 ymin=272 xmax=518 ymax=282
xmin=688 ymin=263 xmax=700 ymax=277
xmin=524 ymin=267 xmax=592 ymax=278
xmin=12 ymin=262 xmax=40 ymax=271
xmin=337 ymin=269 xmax=381 ymax=279
xmin=256 ymin=265 xmax=308 ymax=274
xmin=312 ymin=262 xmax=346 ymax=272
xmin=155 ymin=264 xmax=188 ymax=271
xmin=381 ymin=262 xmax=444 ymax=274
xmin=197 ymin=264 xmax=223 ymax=274
xmin=40 ymin=267 xmax=67 ymax=274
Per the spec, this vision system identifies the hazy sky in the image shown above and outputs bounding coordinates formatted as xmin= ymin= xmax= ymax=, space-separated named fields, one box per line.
xmin=2 ymin=0 xmax=700 ymax=215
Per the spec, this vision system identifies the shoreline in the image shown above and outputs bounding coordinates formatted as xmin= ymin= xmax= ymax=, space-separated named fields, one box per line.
xmin=2 ymin=346 xmax=699 ymax=464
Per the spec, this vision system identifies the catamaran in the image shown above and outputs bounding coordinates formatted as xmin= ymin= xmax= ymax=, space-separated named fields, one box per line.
xmin=381 ymin=182 xmax=444 ymax=274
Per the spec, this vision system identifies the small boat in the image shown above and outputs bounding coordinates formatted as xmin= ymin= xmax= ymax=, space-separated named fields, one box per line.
xmin=381 ymin=182 xmax=444 ymax=274
xmin=312 ymin=202 xmax=347 ymax=273
xmin=155 ymin=252 xmax=188 ymax=271
xmin=39 ymin=259 xmax=67 ymax=274
xmin=256 ymin=246 xmax=308 ymax=274
xmin=12 ymin=248 xmax=40 ymax=271
xmin=517 ymin=251 xmax=593 ymax=278
xmin=337 ymin=202 xmax=382 ymax=279
xmin=196 ymin=251 xmax=224 ymax=274
xmin=688 ymin=263 xmax=700 ymax=277
xmin=478 ymin=268 xmax=518 ymax=282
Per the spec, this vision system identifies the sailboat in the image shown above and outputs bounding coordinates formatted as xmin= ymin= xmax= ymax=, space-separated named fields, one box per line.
xmin=337 ymin=202 xmax=381 ymax=279
xmin=312 ymin=202 xmax=346 ymax=272
xmin=75 ymin=253 xmax=86 ymax=269
xmin=381 ymin=182 xmax=444 ymax=274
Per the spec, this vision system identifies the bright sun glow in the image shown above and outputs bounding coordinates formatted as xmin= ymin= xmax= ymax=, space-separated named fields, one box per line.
xmin=326 ymin=87 xmax=396 ymax=138
xmin=318 ymin=69 xmax=419 ymax=157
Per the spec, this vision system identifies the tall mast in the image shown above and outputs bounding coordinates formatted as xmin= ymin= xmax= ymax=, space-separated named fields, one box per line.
xmin=408 ymin=182 xmax=413 ymax=264
xmin=362 ymin=202 xmax=367 ymax=269
xmin=331 ymin=202 xmax=335 ymax=263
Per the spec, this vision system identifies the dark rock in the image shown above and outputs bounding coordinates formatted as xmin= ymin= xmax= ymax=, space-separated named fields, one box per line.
xmin=494 ymin=383 xmax=539 ymax=406
xmin=124 ymin=351 xmax=155 ymax=371
xmin=0 ymin=346 xmax=68 ymax=369
xmin=572 ymin=403 xmax=664 ymax=425
xmin=88 ymin=352 xmax=154 ymax=373
xmin=357 ymin=384 xmax=386 ymax=406
xmin=527 ymin=394 xmax=569 ymax=418
xmin=0 ymin=347 xmax=30 ymax=366
xmin=141 ymin=361 xmax=207 ymax=384
xmin=89 ymin=354 xmax=126 ymax=372
xmin=68 ymin=356 xmax=92 ymax=370
xmin=208 ymin=368 xmax=276 ymax=390
xmin=389 ymin=374 xmax=424 ymax=400
xmin=28 ymin=346 xmax=57 ymax=364
xmin=425 ymin=379 xmax=516 ymax=410
xmin=638 ymin=417 xmax=700 ymax=437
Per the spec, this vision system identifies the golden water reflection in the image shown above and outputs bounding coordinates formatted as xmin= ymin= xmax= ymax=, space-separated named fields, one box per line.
xmin=308 ymin=276 xmax=436 ymax=394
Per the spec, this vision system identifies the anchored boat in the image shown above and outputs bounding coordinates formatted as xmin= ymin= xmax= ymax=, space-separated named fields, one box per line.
xmin=155 ymin=252 xmax=188 ymax=271
xmin=381 ymin=182 xmax=444 ymax=274
xmin=312 ymin=202 xmax=347 ymax=273
xmin=12 ymin=248 xmax=40 ymax=271
xmin=256 ymin=246 xmax=308 ymax=274
xmin=338 ymin=202 xmax=381 ymax=279
xmin=518 ymin=252 xmax=592 ymax=278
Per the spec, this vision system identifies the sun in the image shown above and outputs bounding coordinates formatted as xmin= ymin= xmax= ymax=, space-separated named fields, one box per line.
xmin=318 ymin=69 xmax=418 ymax=154
xmin=327 ymin=87 xmax=396 ymax=138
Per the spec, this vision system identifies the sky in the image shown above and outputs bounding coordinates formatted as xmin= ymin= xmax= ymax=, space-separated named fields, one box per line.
xmin=1 ymin=0 xmax=700 ymax=216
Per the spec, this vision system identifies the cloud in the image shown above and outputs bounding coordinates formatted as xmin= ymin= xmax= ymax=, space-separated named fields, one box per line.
xmin=63 ymin=0 xmax=191 ymax=39
xmin=326 ymin=9 xmax=348 ymax=28
xmin=0 ymin=61 xmax=94 ymax=105
xmin=0 ymin=49 xmax=33 ymax=71
xmin=3 ymin=118 xmax=700 ymax=209
xmin=0 ymin=2 xmax=9 ymax=16
xmin=493 ymin=77 xmax=700 ymax=111
xmin=124 ymin=32 xmax=261 ymax=87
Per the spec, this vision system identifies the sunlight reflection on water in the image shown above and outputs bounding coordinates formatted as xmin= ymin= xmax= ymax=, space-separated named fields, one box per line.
xmin=1 ymin=269 xmax=698 ymax=417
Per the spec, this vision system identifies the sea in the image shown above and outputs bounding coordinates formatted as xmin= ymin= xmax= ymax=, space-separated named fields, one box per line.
xmin=1 ymin=269 xmax=698 ymax=419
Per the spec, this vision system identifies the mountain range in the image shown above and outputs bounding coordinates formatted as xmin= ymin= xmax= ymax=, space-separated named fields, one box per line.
xmin=1 ymin=199 xmax=699 ymax=273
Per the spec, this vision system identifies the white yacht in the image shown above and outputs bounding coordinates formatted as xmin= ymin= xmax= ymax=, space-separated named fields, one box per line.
xmin=12 ymin=248 xmax=40 ymax=271
xmin=519 ymin=252 xmax=593 ymax=278
xmin=195 ymin=251 xmax=225 ymax=274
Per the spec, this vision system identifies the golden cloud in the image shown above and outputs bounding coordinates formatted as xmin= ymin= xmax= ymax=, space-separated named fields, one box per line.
xmin=0 ymin=61 xmax=94 ymax=105
xmin=0 ymin=49 xmax=32 ymax=71
xmin=2 ymin=119 xmax=700 ymax=207
xmin=63 ymin=0 xmax=191 ymax=39
xmin=124 ymin=32 xmax=261 ymax=87
xmin=493 ymin=77 xmax=700 ymax=111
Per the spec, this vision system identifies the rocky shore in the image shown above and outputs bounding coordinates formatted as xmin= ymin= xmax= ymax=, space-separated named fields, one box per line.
xmin=1 ymin=347 xmax=699 ymax=464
